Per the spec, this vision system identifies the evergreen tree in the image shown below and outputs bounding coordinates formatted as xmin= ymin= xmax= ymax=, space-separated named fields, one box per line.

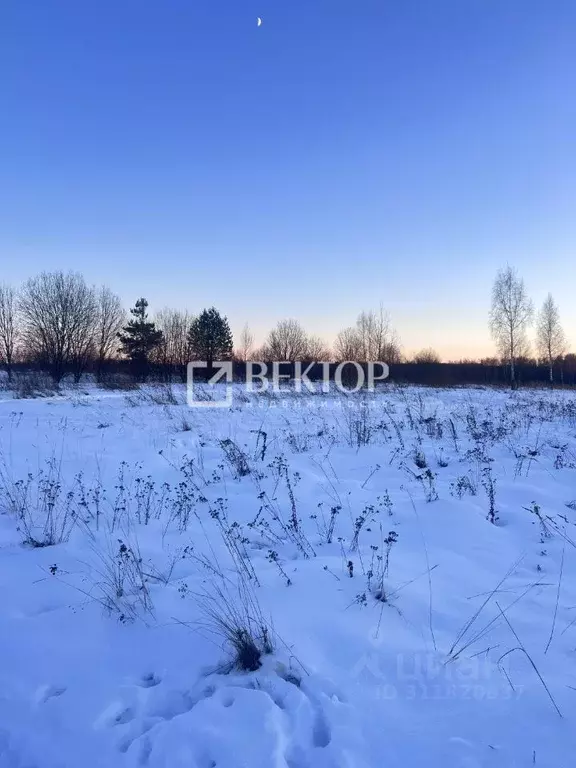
xmin=118 ymin=298 xmax=163 ymax=381
xmin=188 ymin=307 xmax=233 ymax=372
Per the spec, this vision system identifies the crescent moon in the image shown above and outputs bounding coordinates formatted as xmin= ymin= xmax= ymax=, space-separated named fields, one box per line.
xmin=257 ymin=17 xmax=262 ymax=26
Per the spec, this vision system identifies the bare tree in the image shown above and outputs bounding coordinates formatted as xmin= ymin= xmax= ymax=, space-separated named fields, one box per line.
xmin=370 ymin=305 xmax=402 ymax=363
xmin=356 ymin=310 xmax=382 ymax=361
xmin=0 ymin=284 xmax=17 ymax=381
xmin=304 ymin=334 xmax=331 ymax=361
xmin=537 ymin=293 xmax=566 ymax=383
xmin=19 ymin=271 xmax=97 ymax=384
xmin=334 ymin=327 xmax=362 ymax=361
xmin=413 ymin=347 xmax=441 ymax=364
xmin=490 ymin=266 xmax=533 ymax=388
xmin=357 ymin=307 xmax=400 ymax=361
xmin=335 ymin=306 xmax=401 ymax=363
xmin=95 ymin=286 xmax=125 ymax=382
xmin=155 ymin=308 xmax=192 ymax=380
xmin=236 ymin=323 xmax=255 ymax=362
xmin=262 ymin=319 xmax=309 ymax=360
xmin=69 ymin=304 xmax=98 ymax=383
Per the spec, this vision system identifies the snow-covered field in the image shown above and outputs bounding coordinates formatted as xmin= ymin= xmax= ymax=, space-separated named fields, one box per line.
xmin=1 ymin=383 xmax=576 ymax=767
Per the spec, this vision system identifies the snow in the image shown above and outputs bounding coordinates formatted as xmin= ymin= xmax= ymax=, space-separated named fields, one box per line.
xmin=1 ymin=383 xmax=576 ymax=767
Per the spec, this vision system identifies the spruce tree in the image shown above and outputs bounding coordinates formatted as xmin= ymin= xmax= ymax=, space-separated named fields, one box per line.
xmin=118 ymin=298 xmax=163 ymax=381
xmin=188 ymin=307 xmax=233 ymax=373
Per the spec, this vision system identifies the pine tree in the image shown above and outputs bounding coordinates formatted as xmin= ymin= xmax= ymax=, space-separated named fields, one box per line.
xmin=118 ymin=298 xmax=163 ymax=381
xmin=188 ymin=307 xmax=233 ymax=373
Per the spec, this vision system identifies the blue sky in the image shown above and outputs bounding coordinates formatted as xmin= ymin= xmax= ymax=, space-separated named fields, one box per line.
xmin=1 ymin=0 xmax=575 ymax=358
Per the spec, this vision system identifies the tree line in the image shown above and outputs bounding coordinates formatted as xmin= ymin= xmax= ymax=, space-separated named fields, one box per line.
xmin=0 ymin=268 xmax=572 ymax=387
xmin=0 ymin=273 xmax=235 ymax=384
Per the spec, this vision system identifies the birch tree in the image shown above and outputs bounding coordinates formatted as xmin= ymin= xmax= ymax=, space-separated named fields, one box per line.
xmin=489 ymin=266 xmax=533 ymax=388
xmin=537 ymin=293 xmax=566 ymax=383
xmin=237 ymin=323 xmax=254 ymax=361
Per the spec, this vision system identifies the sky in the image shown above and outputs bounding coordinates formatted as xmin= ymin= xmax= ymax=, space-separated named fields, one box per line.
xmin=1 ymin=0 xmax=575 ymax=360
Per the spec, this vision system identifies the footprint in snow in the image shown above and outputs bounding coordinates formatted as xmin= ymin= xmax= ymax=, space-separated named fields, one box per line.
xmin=94 ymin=701 xmax=135 ymax=729
xmin=312 ymin=706 xmax=331 ymax=748
xmin=136 ymin=673 xmax=161 ymax=689
xmin=220 ymin=693 xmax=235 ymax=708
xmin=34 ymin=684 xmax=67 ymax=705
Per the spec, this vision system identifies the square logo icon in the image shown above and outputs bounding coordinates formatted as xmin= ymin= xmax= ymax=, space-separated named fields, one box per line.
xmin=187 ymin=361 xmax=233 ymax=408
